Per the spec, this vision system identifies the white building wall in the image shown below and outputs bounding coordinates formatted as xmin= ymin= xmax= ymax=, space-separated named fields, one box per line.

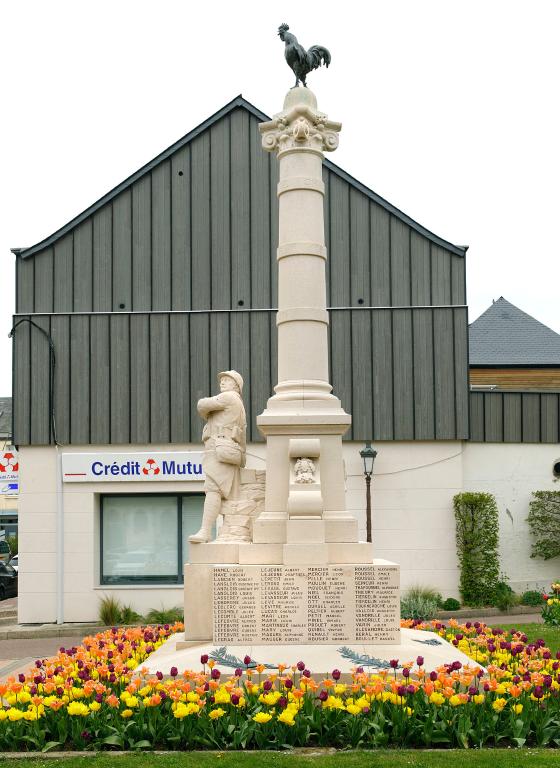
xmin=462 ymin=442 xmax=559 ymax=593
xmin=17 ymin=440 xmax=559 ymax=623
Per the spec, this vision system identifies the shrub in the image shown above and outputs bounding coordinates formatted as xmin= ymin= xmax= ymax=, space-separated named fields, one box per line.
xmin=98 ymin=595 xmax=122 ymax=626
xmin=493 ymin=580 xmax=518 ymax=611
xmin=400 ymin=586 xmax=441 ymax=620
xmin=6 ymin=535 xmax=18 ymax=557
xmin=521 ymin=589 xmax=545 ymax=606
xmin=527 ymin=491 xmax=560 ymax=560
xmin=542 ymin=581 xmax=560 ymax=627
xmin=453 ymin=492 xmax=499 ymax=606
xmin=145 ymin=606 xmax=184 ymax=624
xmin=120 ymin=604 xmax=143 ymax=624
xmin=442 ymin=597 xmax=461 ymax=611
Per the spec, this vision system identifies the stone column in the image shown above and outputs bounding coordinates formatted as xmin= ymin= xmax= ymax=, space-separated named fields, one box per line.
xmin=255 ymin=87 xmax=359 ymax=554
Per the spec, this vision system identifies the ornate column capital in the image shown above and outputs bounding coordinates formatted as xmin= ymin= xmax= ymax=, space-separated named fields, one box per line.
xmin=259 ymin=103 xmax=341 ymax=155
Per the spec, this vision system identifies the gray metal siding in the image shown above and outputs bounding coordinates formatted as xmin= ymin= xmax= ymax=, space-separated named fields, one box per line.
xmin=13 ymin=307 xmax=469 ymax=446
xmin=13 ymin=106 xmax=470 ymax=447
xmin=469 ymin=391 xmax=560 ymax=443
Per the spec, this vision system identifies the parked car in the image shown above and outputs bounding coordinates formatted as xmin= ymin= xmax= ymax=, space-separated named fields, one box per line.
xmin=0 ymin=561 xmax=17 ymax=599
xmin=9 ymin=554 xmax=18 ymax=573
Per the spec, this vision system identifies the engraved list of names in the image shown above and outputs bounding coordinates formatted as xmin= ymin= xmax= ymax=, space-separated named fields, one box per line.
xmin=212 ymin=564 xmax=399 ymax=645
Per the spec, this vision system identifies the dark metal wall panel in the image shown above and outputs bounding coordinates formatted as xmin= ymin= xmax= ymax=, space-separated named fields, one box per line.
xmin=132 ymin=175 xmax=152 ymax=311
xmin=151 ymin=162 xmax=172 ymax=311
xmin=112 ymin=192 xmax=132 ymax=312
xmin=190 ymin=134 xmax=211 ymax=310
xmin=34 ymin=248 xmax=54 ymax=313
xmin=109 ymin=314 xmax=130 ymax=443
xmin=350 ymin=189 xmax=370 ymax=306
xmin=392 ymin=309 xmax=414 ymax=439
xmin=70 ymin=315 xmax=90 ymax=443
xmin=451 ymin=255 xmax=466 ymax=305
xmin=171 ymin=146 xmax=191 ymax=311
xmin=13 ymin=318 xmax=31 ymax=444
xmin=410 ymin=232 xmax=431 ymax=305
xmin=541 ymin=394 xmax=559 ymax=443
xmin=92 ymin=208 xmax=112 ymax=311
xmin=189 ymin=314 xmax=210 ymax=436
xmin=30 ymin=316 xmax=51 ymax=444
xmin=250 ymin=313 xmax=272 ymax=442
xmin=467 ymin=391 xmax=560 ymax=443
xmin=51 ymin=315 xmax=70 ymax=445
xmin=431 ymin=245 xmax=451 ymax=305
xmin=231 ymin=111 xmax=251 ymax=310
xmin=433 ymin=308 xmax=455 ymax=438
xmin=16 ymin=258 xmax=35 ymax=313
xmin=210 ymin=120 xmax=231 ymax=310
xmin=90 ymin=315 xmax=110 ymax=444
xmin=150 ymin=314 xmax=170 ymax=442
xmin=503 ymin=393 xmax=522 ymax=442
xmin=469 ymin=392 xmax=485 ymax=442
xmin=250 ymin=116 xmax=271 ymax=309
xmin=130 ymin=314 xmax=150 ymax=444
xmin=73 ymin=220 xmax=92 ymax=311
xmin=371 ymin=309 xmax=393 ymax=440
xmin=454 ymin=308 xmax=470 ymax=436
xmin=522 ymin=394 xmax=541 ymax=442
xmin=390 ymin=219 xmax=410 ymax=306
xmin=169 ymin=313 xmax=190 ymax=443
xmin=369 ymin=203 xmax=391 ymax=306
xmin=412 ymin=310 xmax=435 ymax=439
xmin=350 ymin=309 xmax=373 ymax=440
xmin=54 ymin=235 xmax=73 ymax=312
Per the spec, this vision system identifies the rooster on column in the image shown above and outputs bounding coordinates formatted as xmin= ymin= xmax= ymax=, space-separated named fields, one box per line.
xmin=278 ymin=24 xmax=331 ymax=88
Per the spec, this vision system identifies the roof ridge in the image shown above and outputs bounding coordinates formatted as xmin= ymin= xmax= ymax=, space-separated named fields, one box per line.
xmin=13 ymin=95 xmax=467 ymax=260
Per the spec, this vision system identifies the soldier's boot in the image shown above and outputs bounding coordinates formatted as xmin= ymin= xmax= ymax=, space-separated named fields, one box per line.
xmin=189 ymin=492 xmax=221 ymax=543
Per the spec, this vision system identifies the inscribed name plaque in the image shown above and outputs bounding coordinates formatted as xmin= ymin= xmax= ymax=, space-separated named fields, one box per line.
xmin=212 ymin=564 xmax=399 ymax=645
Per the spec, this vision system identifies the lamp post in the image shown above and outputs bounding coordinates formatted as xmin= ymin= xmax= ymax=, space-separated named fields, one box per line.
xmin=360 ymin=442 xmax=377 ymax=543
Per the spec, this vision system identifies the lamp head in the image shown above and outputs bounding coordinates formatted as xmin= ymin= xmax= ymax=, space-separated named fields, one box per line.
xmin=359 ymin=442 xmax=377 ymax=476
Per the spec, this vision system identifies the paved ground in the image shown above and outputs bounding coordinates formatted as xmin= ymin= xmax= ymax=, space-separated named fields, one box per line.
xmin=472 ymin=613 xmax=542 ymax=625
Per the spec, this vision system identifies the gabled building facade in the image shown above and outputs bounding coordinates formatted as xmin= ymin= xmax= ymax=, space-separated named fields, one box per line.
xmin=11 ymin=97 xmax=560 ymax=623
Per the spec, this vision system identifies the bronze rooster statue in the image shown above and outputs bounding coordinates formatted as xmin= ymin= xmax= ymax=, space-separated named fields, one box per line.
xmin=278 ymin=24 xmax=331 ymax=88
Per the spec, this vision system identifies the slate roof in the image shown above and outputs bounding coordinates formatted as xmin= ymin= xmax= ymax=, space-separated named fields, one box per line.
xmin=0 ymin=398 xmax=11 ymax=438
xmin=469 ymin=297 xmax=560 ymax=366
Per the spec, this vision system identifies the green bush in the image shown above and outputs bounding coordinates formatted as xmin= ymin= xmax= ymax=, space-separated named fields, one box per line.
xmin=442 ymin=597 xmax=461 ymax=611
xmin=453 ymin=492 xmax=499 ymax=607
xmin=98 ymin=596 xmax=143 ymax=626
xmin=400 ymin=586 xmax=441 ymax=621
xmin=6 ymin=535 xmax=18 ymax=557
xmin=98 ymin=595 xmax=123 ymax=626
xmin=527 ymin=490 xmax=560 ymax=560
xmin=493 ymin=580 xmax=518 ymax=611
xmin=521 ymin=589 xmax=545 ymax=606
xmin=145 ymin=606 xmax=184 ymax=624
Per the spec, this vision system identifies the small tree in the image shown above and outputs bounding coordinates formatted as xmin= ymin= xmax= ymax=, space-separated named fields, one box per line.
xmin=527 ymin=490 xmax=560 ymax=560
xmin=453 ymin=492 xmax=500 ymax=606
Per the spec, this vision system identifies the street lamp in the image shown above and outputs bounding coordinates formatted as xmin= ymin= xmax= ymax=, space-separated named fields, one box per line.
xmin=359 ymin=442 xmax=377 ymax=543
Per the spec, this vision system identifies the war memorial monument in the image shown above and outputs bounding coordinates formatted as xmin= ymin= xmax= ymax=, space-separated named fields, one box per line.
xmin=143 ymin=26 xmax=473 ymax=675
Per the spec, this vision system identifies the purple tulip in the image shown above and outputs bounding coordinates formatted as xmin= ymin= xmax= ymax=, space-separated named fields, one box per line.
xmin=284 ymin=678 xmax=293 ymax=689
xmin=416 ymin=656 xmax=424 ymax=667
xmin=533 ymin=686 xmax=544 ymax=699
xmin=18 ymin=674 xmax=25 ymax=683
xmin=397 ymin=685 xmax=407 ymax=697
xmin=297 ymin=661 xmax=305 ymax=671
xmin=303 ymin=669 xmax=311 ymax=678
xmin=201 ymin=654 xmax=209 ymax=665
xmin=318 ymin=690 xmax=328 ymax=701
xmin=407 ymin=685 xmax=415 ymax=695
xmin=278 ymin=696 xmax=287 ymax=708
xmin=390 ymin=659 xmax=399 ymax=669
xmin=231 ymin=693 xmax=240 ymax=705
xmin=362 ymin=706 xmax=370 ymax=714
xmin=156 ymin=671 xmax=163 ymax=680
xmin=243 ymin=655 xmax=251 ymax=666
xmin=263 ymin=680 xmax=273 ymax=691
xmin=332 ymin=669 xmax=341 ymax=680
xmin=234 ymin=668 xmax=243 ymax=677
xmin=211 ymin=668 xmax=221 ymax=680
xmin=429 ymin=671 xmax=437 ymax=682
xmin=170 ymin=666 xmax=178 ymax=677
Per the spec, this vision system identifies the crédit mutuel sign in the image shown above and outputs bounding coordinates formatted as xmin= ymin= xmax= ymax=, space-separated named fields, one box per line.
xmin=61 ymin=453 xmax=204 ymax=483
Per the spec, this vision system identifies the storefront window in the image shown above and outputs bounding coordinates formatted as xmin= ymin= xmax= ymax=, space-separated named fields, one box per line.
xmin=101 ymin=494 xmax=204 ymax=585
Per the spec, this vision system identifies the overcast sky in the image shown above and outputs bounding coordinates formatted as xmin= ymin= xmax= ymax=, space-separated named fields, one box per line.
xmin=1 ymin=0 xmax=559 ymax=397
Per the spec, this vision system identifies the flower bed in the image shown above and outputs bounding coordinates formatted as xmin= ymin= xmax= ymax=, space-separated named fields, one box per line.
xmin=0 ymin=619 xmax=559 ymax=750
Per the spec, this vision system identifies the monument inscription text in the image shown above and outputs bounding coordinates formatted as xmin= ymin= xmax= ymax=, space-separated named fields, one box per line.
xmin=212 ymin=564 xmax=399 ymax=645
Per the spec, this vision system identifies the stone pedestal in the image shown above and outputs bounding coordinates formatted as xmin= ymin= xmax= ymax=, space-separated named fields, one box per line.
xmin=184 ymin=560 xmax=400 ymax=644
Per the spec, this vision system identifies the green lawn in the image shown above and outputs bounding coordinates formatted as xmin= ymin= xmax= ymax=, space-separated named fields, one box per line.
xmin=1 ymin=750 xmax=560 ymax=767
xmin=504 ymin=623 xmax=560 ymax=654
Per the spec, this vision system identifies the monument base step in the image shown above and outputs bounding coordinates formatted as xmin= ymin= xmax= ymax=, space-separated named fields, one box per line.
xmin=137 ymin=628 xmax=481 ymax=680
xmin=188 ymin=540 xmax=374 ymax=565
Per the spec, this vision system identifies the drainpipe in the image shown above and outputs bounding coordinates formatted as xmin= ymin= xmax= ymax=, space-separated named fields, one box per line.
xmin=56 ymin=445 xmax=64 ymax=624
